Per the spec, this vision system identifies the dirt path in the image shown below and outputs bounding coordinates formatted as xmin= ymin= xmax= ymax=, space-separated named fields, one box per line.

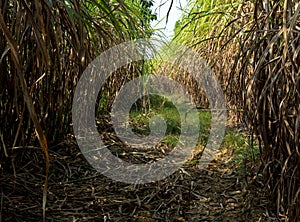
xmin=1 ymin=138 xmax=277 ymax=221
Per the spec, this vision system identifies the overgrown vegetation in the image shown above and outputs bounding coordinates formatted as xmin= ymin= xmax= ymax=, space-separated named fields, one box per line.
xmin=173 ymin=0 xmax=300 ymax=220
xmin=1 ymin=0 xmax=300 ymax=220
xmin=173 ymin=0 xmax=252 ymax=122
xmin=237 ymin=1 xmax=300 ymax=220
xmin=0 ymin=0 xmax=155 ymax=219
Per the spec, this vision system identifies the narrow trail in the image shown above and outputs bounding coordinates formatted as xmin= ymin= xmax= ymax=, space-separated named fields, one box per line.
xmin=2 ymin=136 xmax=276 ymax=221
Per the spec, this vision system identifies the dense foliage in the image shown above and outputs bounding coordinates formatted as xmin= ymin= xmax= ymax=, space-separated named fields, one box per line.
xmin=0 ymin=0 xmax=154 ymax=148
xmin=174 ymin=0 xmax=300 ymax=220
xmin=0 ymin=1 xmax=155 ymax=218
xmin=1 ymin=0 xmax=300 ymax=220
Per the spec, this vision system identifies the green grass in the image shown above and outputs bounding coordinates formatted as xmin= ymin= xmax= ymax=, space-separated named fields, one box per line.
xmin=129 ymin=94 xmax=260 ymax=167
xmin=221 ymin=130 xmax=260 ymax=167
xmin=129 ymin=94 xmax=211 ymax=148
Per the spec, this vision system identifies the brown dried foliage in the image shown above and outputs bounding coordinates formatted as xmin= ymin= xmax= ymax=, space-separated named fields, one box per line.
xmin=236 ymin=1 xmax=300 ymax=220
xmin=0 ymin=0 xmax=146 ymax=219
xmin=174 ymin=0 xmax=300 ymax=220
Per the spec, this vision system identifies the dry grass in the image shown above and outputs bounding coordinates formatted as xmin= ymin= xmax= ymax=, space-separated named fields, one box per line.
xmin=173 ymin=0 xmax=254 ymax=124
xmin=235 ymin=1 xmax=300 ymax=220
xmin=174 ymin=0 xmax=300 ymax=220
xmin=0 ymin=0 xmax=150 ymax=220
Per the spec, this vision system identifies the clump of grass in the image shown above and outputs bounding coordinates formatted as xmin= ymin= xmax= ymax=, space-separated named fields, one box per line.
xmin=222 ymin=131 xmax=259 ymax=167
xmin=129 ymin=94 xmax=180 ymax=136
xmin=129 ymin=94 xmax=211 ymax=148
